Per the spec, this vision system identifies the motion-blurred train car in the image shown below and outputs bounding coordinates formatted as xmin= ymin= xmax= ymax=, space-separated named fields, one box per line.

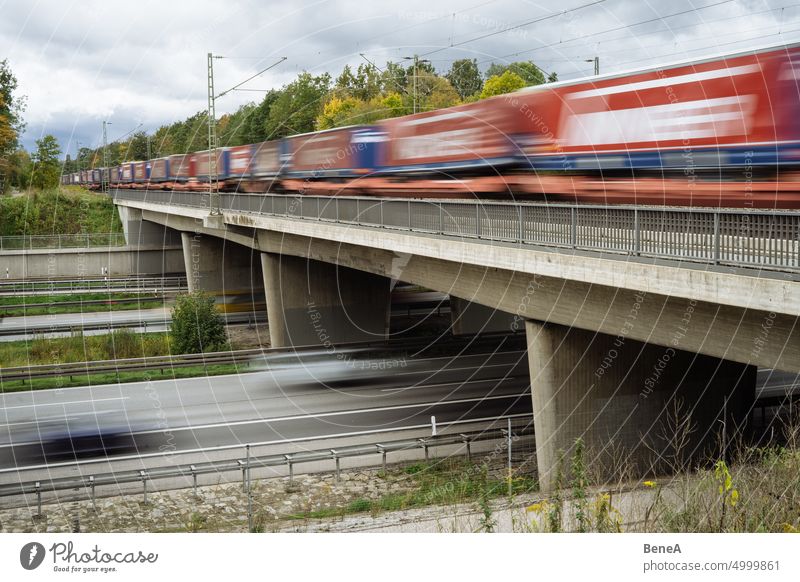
xmin=285 ymin=126 xmax=382 ymax=179
xmin=149 ymin=157 xmax=169 ymax=185
xmin=167 ymin=153 xmax=192 ymax=183
xmin=377 ymin=97 xmax=521 ymax=175
xmin=133 ymin=161 xmax=150 ymax=184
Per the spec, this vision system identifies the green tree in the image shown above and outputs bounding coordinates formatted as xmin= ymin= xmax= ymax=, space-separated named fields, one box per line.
xmin=128 ymin=131 xmax=149 ymax=160
xmin=29 ymin=135 xmax=61 ymax=189
xmin=480 ymin=71 xmax=526 ymax=99
xmin=170 ymin=291 xmax=227 ymax=354
xmin=486 ymin=61 xmax=547 ymax=86
xmin=265 ymin=72 xmax=331 ymax=138
xmin=446 ymin=58 xmax=483 ymax=100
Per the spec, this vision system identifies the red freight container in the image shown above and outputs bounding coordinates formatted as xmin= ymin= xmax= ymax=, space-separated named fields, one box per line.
xmin=378 ymin=98 xmax=520 ymax=172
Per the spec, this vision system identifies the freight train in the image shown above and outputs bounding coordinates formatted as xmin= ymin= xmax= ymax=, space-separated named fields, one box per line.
xmin=64 ymin=42 xmax=800 ymax=208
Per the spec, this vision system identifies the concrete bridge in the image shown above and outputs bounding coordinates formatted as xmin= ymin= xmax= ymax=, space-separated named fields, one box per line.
xmin=113 ymin=189 xmax=800 ymax=489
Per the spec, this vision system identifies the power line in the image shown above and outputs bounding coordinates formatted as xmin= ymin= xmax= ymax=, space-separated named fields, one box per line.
xmin=479 ymin=0 xmax=737 ymax=65
xmin=420 ymin=0 xmax=607 ymax=58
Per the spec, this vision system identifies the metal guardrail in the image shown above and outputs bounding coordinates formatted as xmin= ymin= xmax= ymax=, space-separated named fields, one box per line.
xmin=0 ymin=423 xmax=534 ymax=506
xmin=0 ymin=347 xmax=267 ymax=383
xmin=0 ymin=276 xmax=188 ymax=295
xmin=0 ymin=233 xmax=126 ymax=250
xmin=0 ymin=334 xmax=498 ymax=383
xmin=114 ymin=190 xmax=800 ymax=273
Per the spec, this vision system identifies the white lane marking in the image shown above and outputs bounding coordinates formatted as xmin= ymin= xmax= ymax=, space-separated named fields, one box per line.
xmin=1 ymin=397 xmax=129 ymax=411
xmin=380 ymin=375 xmax=526 ymax=393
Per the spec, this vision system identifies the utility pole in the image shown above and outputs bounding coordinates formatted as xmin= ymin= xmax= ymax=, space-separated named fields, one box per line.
xmin=102 ymin=121 xmax=110 ymax=192
xmin=404 ymin=55 xmax=431 ymax=114
xmin=76 ymin=141 xmax=82 ymax=173
xmin=146 ymin=135 xmax=151 ymax=161
xmin=207 ymin=52 xmax=220 ymax=214
xmin=586 ymin=56 xmax=599 ymax=76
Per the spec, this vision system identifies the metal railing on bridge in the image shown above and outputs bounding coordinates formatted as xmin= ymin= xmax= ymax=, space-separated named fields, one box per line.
xmin=0 ymin=233 xmax=127 ymax=251
xmin=113 ymin=190 xmax=800 ymax=273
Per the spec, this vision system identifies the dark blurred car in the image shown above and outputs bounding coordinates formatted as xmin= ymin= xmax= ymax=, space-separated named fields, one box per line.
xmin=252 ymin=348 xmax=426 ymax=389
xmin=30 ymin=415 xmax=146 ymax=462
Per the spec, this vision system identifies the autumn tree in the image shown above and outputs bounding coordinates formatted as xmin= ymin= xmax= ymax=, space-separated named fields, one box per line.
xmin=0 ymin=60 xmax=26 ymax=191
xmin=480 ymin=71 xmax=526 ymax=99
xmin=486 ymin=61 xmax=548 ymax=87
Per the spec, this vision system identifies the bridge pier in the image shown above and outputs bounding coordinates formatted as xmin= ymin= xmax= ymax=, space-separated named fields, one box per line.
xmin=260 ymin=252 xmax=390 ymax=348
xmin=180 ymin=232 xmax=263 ymax=307
xmin=525 ymin=321 xmax=756 ymax=491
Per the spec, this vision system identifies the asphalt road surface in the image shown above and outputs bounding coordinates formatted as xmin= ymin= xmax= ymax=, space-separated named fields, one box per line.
xmin=0 ymin=350 xmax=532 ymax=473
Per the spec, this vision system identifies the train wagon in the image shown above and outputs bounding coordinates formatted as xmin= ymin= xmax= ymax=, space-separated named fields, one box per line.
xmin=149 ymin=157 xmax=170 ymax=183
xmin=251 ymin=140 xmax=283 ymax=177
xmin=167 ymin=154 xmax=192 ymax=182
xmin=120 ymin=162 xmax=135 ymax=183
xmin=133 ymin=161 xmax=149 ymax=183
xmin=192 ymin=149 xmax=227 ymax=182
xmin=284 ymin=126 xmax=382 ymax=178
xmin=377 ymin=97 xmax=521 ymax=175
xmin=511 ymin=44 xmax=800 ymax=172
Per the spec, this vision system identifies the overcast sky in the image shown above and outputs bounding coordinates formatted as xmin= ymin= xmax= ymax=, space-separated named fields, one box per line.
xmin=1 ymin=0 xmax=797 ymax=156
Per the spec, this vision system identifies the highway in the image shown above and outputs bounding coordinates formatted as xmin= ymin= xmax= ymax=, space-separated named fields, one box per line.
xmin=0 ymin=349 xmax=532 ymax=474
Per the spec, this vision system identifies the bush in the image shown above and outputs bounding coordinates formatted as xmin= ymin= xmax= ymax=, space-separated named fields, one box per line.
xmin=170 ymin=291 xmax=227 ymax=354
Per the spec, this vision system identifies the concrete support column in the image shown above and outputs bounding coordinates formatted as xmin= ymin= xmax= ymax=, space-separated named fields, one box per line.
xmin=450 ymin=296 xmax=517 ymax=336
xmin=526 ymin=321 xmax=756 ymax=491
xmin=261 ymin=252 xmax=390 ymax=348
xmin=180 ymin=232 xmax=263 ymax=302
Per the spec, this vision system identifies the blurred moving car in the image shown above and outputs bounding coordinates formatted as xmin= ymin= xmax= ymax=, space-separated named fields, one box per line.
xmin=27 ymin=413 xmax=149 ymax=462
xmin=252 ymin=348 xmax=425 ymax=389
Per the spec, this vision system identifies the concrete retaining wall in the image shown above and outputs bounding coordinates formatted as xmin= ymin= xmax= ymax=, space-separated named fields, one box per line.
xmin=0 ymin=246 xmax=185 ymax=278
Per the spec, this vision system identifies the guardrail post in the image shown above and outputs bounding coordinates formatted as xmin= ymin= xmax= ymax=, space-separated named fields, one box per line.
xmin=190 ymin=465 xmax=198 ymax=497
xmin=88 ymin=476 xmax=96 ymax=512
xmin=460 ymin=434 xmax=471 ymax=462
xmin=246 ymin=444 xmax=253 ymax=533
xmin=634 ymin=208 xmax=640 ymax=256
xmin=139 ymin=470 xmax=148 ymax=504
xmin=377 ymin=444 xmax=387 ymax=473
xmin=713 ymin=212 xmax=720 ymax=264
xmin=408 ymin=200 xmax=412 ymax=229
xmin=238 ymin=459 xmax=247 ymax=492
xmin=439 ymin=204 xmax=444 ymax=234
xmin=419 ymin=438 xmax=429 ymax=461
xmin=284 ymin=454 xmax=294 ymax=485
xmin=331 ymin=449 xmax=340 ymax=483
xmin=518 ymin=205 xmax=524 ymax=243
xmin=34 ymin=481 xmax=42 ymax=519
xmin=476 ymin=204 xmax=481 ymax=238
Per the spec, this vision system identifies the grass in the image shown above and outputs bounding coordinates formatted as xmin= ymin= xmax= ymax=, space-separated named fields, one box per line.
xmin=284 ymin=458 xmax=537 ymax=521
xmin=0 ymin=187 xmax=123 ymax=237
xmin=0 ymin=292 xmax=163 ymax=307
xmin=0 ymin=363 xmax=245 ymax=392
xmin=0 ymin=329 xmax=172 ymax=368
xmin=0 ymin=293 xmax=165 ymax=317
